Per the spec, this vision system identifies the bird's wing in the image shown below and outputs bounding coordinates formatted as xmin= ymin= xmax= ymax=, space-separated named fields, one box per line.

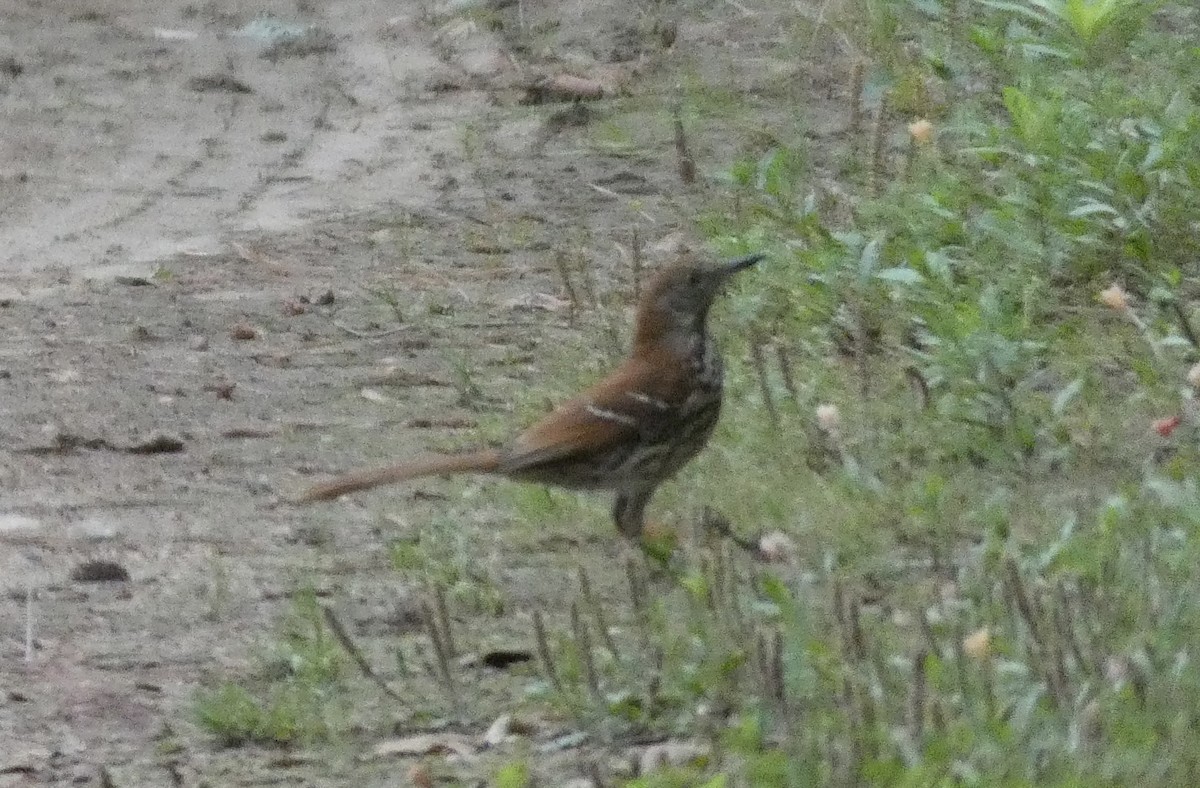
xmin=497 ymin=357 xmax=686 ymax=475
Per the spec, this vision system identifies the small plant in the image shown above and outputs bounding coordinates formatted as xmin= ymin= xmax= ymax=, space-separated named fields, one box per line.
xmin=364 ymin=284 xmax=406 ymax=324
xmin=545 ymin=1 xmax=1200 ymax=784
xmin=194 ymin=590 xmax=346 ymax=747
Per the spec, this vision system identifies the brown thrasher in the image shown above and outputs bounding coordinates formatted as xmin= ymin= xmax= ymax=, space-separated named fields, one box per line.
xmin=300 ymin=251 xmax=764 ymax=541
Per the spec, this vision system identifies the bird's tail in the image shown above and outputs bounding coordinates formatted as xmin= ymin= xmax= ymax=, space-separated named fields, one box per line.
xmin=298 ymin=449 xmax=502 ymax=502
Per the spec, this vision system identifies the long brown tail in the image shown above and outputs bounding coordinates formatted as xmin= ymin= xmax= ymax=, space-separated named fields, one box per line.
xmin=298 ymin=449 xmax=501 ymax=502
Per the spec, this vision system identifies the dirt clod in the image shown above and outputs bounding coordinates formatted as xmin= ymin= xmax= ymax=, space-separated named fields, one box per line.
xmin=70 ymin=560 xmax=132 ymax=583
xmin=229 ymin=323 xmax=257 ymax=340
xmin=187 ymin=73 xmax=252 ymax=93
xmin=126 ymin=433 xmax=185 ymax=454
xmin=206 ymin=381 xmax=236 ymax=400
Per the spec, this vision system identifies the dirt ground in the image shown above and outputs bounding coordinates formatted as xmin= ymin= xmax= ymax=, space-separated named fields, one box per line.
xmin=0 ymin=1 xmax=838 ymax=784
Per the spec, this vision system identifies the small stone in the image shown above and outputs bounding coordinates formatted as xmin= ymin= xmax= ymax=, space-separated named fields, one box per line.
xmin=0 ymin=514 xmax=42 ymax=533
xmin=315 ymin=289 xmax=335 ymax=306
xmin=188 ymin=335 xmax=209 ymax=351
xmin=68 ymin=518 xmax=119 ymax=541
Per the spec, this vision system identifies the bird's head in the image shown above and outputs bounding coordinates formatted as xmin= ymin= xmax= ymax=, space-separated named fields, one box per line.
xmin=633 ymin=252 xmax=764 ymax=349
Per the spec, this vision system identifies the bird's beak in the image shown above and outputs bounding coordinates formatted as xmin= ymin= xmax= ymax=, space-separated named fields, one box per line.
xmin=724 ymin=252 xmax=766 ymax=275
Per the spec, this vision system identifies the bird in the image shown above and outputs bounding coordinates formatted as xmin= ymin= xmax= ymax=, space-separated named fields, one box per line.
xmin=299 ymin=251 xmax=765 ymax=542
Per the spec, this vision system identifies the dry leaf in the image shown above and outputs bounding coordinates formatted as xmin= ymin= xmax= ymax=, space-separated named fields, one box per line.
xmin=370 ymin=733 xmax=475 ymax=760
xmin=963 ymin=627 xmax=991 ymax=660
xmin=360 ymin=388 xmax=392 ymax=404
xmin=483 ymin=714 xmax=513 ymax=747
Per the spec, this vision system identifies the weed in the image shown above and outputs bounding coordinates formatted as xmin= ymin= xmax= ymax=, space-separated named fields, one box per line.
xmin=194 ymin=590 xmax=347 ymax=747
xmin=527 ymin=1 xmax=1200 ymax=783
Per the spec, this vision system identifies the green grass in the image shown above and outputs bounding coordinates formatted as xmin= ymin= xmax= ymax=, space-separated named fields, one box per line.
xmin=534 ymin=0 xmax=1200 ymax=784
xmin=617 ymin=0 xmax=1200 ymax=783
xmin=194 ymin=590 xmax=347 ymax=747
xmin=197 ymin=0 xmax=1200 ymax=783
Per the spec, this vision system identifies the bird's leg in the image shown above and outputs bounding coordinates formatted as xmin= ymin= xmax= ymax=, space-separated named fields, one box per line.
xmin=612 ymin=488 xmax=653 ymax=541
xmin=614 ymin=487 xmax=683 ymax=570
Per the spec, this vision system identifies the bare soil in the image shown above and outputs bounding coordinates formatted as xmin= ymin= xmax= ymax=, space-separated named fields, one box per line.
xmin=0 ymin=0 xmax=840 ymax=784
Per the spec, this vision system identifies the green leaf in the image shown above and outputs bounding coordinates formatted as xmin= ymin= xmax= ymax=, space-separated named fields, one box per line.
xmin=1052 ymin=378 xmax=1084 ymax=415
xmin=1069 ymin=200 xmax=1120 ymax=218
xmin=858 ymin=236 xmax=883 ymax=281
xmin=876 ymin=267 xmax=923 ymax=285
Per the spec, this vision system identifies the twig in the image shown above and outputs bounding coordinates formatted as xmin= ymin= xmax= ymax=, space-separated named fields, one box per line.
xmin=25 ymin=579 xmax=35 ymax=665
xmin=433 ymin=585 xmax=457 ymax=660
xmin=332 ymin=321 xmax=411 ymax=339
xmin=553 ymin=250 xmax=582 ymax=316
xmin=420 ymin=600 xmax=458 ymax=699
xmin=672 ymin=104 xmax=696 ymax=185
xmin=870 ymin=99 xmax=888 ymax=197
xmin=587 ymin=182 xmax=623 ymax=200
xmin=770 ymin=628 xmax=786 ymax=709
xmin=775 ymin=342 xmax=799 ymax=402
xmin=904 ymin=366 xmax=931 ymax=409
xmin=700 ymin=506 xmax=759 ymax=554
xmin=571 ymin=602 xmax=603 ymax=703
xmin=908 ymin=649 xmax=927 ymax=743
xmin=532 ymin=610 xmax=564 ymax=693
xmin=578 ymin=567 xmax=620 ymax=660
xmin=631 ymin=226 xmax=643 ymax=303
xmin=1172 ymin=300 xmax=1200 ymax=350
xmin=1002 ymin=558 xmax=1065 ymax=708
xmin=849 ymin=60 xmax=866 ymax=141
xmin=750 ymin=333 xmax=780 ymax=426
xmin=625 ymin=555 xmax=647 ymax=622
xmin=587 ymin=761 xmax=609 ymax=788
xmin=320 ymin=605 xmax=402 ymax=701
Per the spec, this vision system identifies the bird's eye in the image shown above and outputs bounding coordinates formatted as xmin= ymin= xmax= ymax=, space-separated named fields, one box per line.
xmin=688 ymin=271 xmax=702 ymax=287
